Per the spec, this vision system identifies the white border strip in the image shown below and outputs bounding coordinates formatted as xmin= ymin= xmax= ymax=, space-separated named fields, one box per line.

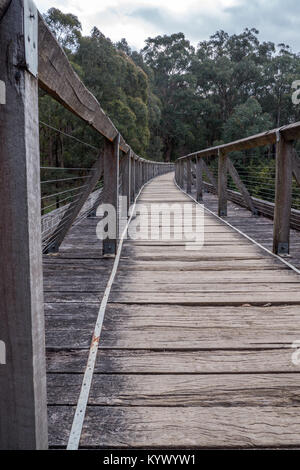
xmin=173 ymin=177 xmax=300 ymax=276
xmin=67 ymin=180 xmax=151 ymax=450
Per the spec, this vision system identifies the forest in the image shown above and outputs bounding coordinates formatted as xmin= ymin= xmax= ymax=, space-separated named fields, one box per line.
xmin=40 ymin=7 xmax=300 ymax=211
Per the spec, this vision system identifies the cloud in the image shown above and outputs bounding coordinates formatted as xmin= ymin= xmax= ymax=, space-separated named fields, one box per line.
xmin=36 ymin=0 xmax=300 ymax=52
xmin=222 ymin=0 xmax=300 ymax=48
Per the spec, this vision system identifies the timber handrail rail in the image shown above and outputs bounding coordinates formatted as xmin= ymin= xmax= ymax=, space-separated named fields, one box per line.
xmin=178 ymin=122 xmax=300 ymax=160
xmin=175 ymin=123 xmax=300 ymax=256
xmin=38 ymin=11 xmax=163 ymax=162
xmin=36 ymin=9 xmax=174 ymax=253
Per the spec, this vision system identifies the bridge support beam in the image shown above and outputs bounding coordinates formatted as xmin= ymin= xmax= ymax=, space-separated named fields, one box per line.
xmin=125 ymin=150 xmax=131 ymax=212
xmin=186 ymin=159 xmax=192 ymax=193
xmin=135 ymin=157 xmax=139 ymax=194
xmin=227 ymin=158 xmax=257 ymax=215
xmin=0 ymin=0 xmax=48 ymax=449
xmin=131 ymin=155 xmax=135 ymax=202
xmin=218 ymin=150 xmax=228 ymax=217
xmin=196 ymin=157 xmax=203 ymax=202
xmin=273 ymin=136 xmax=293 ymax=255
xmin=103 ymin=134 xmax=120 ymax=255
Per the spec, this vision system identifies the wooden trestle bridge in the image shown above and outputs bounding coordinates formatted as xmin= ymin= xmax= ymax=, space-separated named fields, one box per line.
xmin=2 ymin=0 xmax=300 ymax=450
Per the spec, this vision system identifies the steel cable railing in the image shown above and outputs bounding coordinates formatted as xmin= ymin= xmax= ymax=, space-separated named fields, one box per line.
xmin=39 ymin=121 xmax=104 ymax=252
xmin=200 ymin=153 xmax=300 ymax=211
xmin=175 ymin=129 xmax=300 ymax=255
xmin=40 ymin=121 xmax=174 ymax=253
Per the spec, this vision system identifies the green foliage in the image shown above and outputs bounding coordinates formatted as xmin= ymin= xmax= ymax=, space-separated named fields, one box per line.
xmin=40 ymin=7 xmax=300 ymax=171
xmin=43 ymin=7 xmax=81 ymax=52
xmin=223 ymin=97 xmax=272 ymax=143
xmin=142 ymin=33 xmax=197 ymax=160
xmin=74 ymin=27 xmax=151 ymax=156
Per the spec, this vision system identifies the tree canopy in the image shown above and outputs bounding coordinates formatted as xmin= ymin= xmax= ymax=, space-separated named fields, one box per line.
xmin=40 ymin=8 xmax=300 ymax=167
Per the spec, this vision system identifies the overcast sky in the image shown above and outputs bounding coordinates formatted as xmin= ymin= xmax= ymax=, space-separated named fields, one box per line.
xmin=36 ymin=0 xmax=300 ymax=52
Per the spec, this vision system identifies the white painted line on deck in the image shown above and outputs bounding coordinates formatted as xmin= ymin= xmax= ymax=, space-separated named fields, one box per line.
xmin=67 ymin=180 xmax=152 ymax=450
xmin=174 ymin=177 xmax=300 ymax=276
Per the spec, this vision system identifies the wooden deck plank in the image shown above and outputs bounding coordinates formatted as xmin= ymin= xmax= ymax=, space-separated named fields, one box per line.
xmin=110 ymin=291 xmax=300 ymax=304
xmin=47 ymin=348 xmax=298 ymax=374
xmin=117 ymin=259 xmax=289 ymax=271
xmin=44 ymin=290 xmax=300 ymax=304
xmin=200 ymin=189 xmax=300 ymax=271
xmin=45 ymin=304 xmax=300 ymax=349
xmin=48 ymin=406 xmax=300 ymax=448
xmin=45 ymin=172 xmax=300 ymax=449
xmin=47 ymin=373 xmax=300 ymax=406
xmin=113 ymin=270 xmax=299 ymax=282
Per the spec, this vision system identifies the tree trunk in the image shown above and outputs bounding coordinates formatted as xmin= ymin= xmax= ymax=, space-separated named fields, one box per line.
xmin=165 ymin=142 xmax=172 ymax=162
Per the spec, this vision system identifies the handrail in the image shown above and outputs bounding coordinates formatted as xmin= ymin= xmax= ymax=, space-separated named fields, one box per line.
xmin=178 ymin=122 xmax=300 ymax=161
xmin=175 ymin=123 xmax=300 ymax=256
xmin=37 ymin=12 xmax=171 ymax=165
xmin=36 ymin=11 xmax=174 ymax=253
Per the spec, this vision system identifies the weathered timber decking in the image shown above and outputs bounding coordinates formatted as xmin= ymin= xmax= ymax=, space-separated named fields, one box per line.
xmin=46 ymin=172 xmax=300 ymax=448
xmin=199 ymin=191 xmax=300 ymax=271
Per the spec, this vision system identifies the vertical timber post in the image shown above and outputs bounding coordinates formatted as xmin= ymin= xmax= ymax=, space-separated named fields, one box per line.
xmin=0 ymin=0 xmax=48 ymax=449
xmin=179 ymin=160 xmax=183 ymax=188
xmin=102 ymin=134 xmax=120 ymax=255
xmin=139 ymin=160 xmax=142 ymax=189
xmin=135 ymin=158 xmax=139 ymax=193
xmin=186 ymin=159 xmax=191 ymax=193
xmin=196 ymin=156 xmax=203 ymax=202
xmin=218 ymin=149 xmax=228 ymax=217
xmin=131 ymin=155 xmax=136 ymax=202
xmin=141 ymin=161 xmax=145 ymax=185
xmin=273 ymin=134 xmax=293 ymax=255
xmin=126 ymin=150 xmax=131 ymax=212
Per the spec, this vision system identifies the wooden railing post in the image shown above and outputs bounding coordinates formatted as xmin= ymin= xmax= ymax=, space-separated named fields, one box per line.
xmin=102 ymin=134 xmax=120 ymax=255
xmin=186 ymin=159 xmax=192 ymax=193
xmin=196 ymin=156 xmax=203 ymax=202
xmin=179 ymin=160 xmax=184 ymax=188
xmin=218 ymin=150 xmax=228 ymax=216
xmin=273 ymin=135 xmax=293 ymax=254
xmin=0 ymin=0 xmax=48 ymax=449
xmin=139 ymin=160 xmax=141 ymax=188
xmin=135 ymin=157 xmax=139 ymax=194
xmin=142 ymin=161 xmax=145 ymax=185
xmin=120 ymin=149 xmax=131 ymax=213
xmin=137 ymin=158 xmax=140 ymax=191
xmin=126 ymin=150 xmax=131 ymax=211
xmin=131 ymin=155 xmax=136 ymax=202
xmin=139 ymin=160 xmax=142 ymax=188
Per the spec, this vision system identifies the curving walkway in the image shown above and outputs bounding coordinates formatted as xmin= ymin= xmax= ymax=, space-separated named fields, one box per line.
xmin=47 ymin=172 xmax=300 ymax=448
